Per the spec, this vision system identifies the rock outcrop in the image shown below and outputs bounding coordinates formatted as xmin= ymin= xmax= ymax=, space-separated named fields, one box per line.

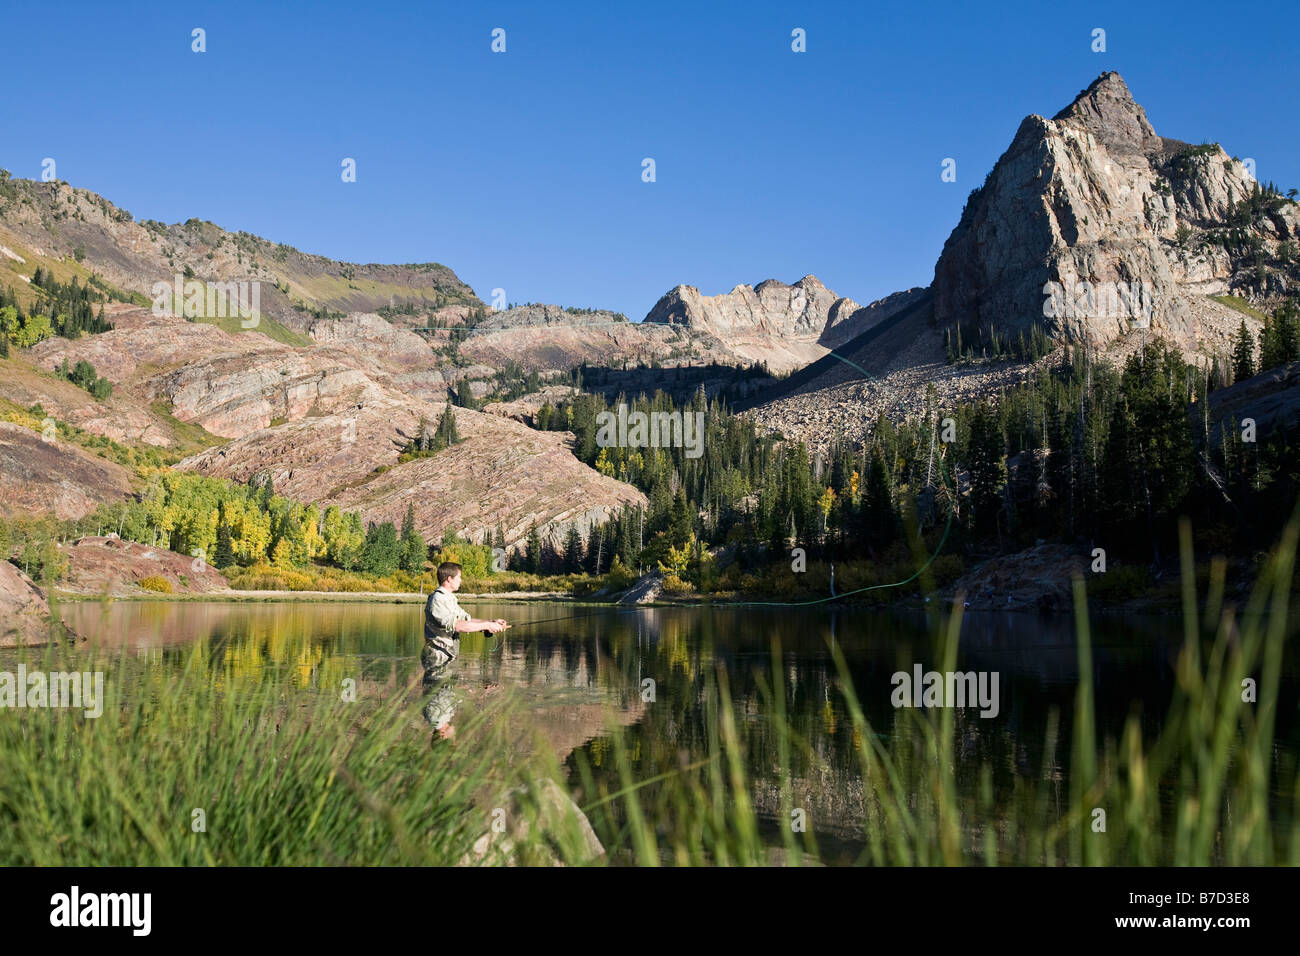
xmin=1201 ymin=359 xmax=1300 ymax=447
xmin=645 ymin=275 xmax=848 ymax=339
xmin=932 ymin=72 xmax=1300 ymax=347
xmin=176 ymin=398 xmax=647 ymax=553
xmin=0 ymin=420 xmax=134 ymax=519
xmin=0 ymin=560 xmax=63 ymax=647
xmin=59 ymin=536 xmax=231 ymax=597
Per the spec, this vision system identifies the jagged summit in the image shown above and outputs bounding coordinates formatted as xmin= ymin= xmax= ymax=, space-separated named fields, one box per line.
xmin=932 ymin=71 xmax=1298 ymax=347
xmin=1051 ymin=71 xmax=1164 ymax=160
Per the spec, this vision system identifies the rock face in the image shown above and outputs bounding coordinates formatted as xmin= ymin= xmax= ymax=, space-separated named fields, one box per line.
xmin=638 ymin=277 xmax=928 ymax=373
xmin=151 ymin=347 xmax=382 ymax=439
xmin=176 ymin=399 xmax=647 ymax=553
xmin=932 ymin=71 xmax=1300 ymax=347
xmin=646 ymin=275 xmax=848 ymax=340
xmin=59 ymin=536 xmax=231 ymax=597
xmin=1201 ymin=359 xmax=1300 ymax=447
xmin=481 ymin=385 xmax=582 ymax=425
xmin=307 ymin=313 xmax=434 ymax=368
xmin=0 ymin=421 xmax=134 ymax=519
xmin=643 ymin=276 xmax=865 ymax=372
xmin=0 ymin=560 xmax=61 ymax=647
xmin=458 ymin=305 xmax=708 ymax=373
xmin=819 ymin=287 xmax=928 ymax=349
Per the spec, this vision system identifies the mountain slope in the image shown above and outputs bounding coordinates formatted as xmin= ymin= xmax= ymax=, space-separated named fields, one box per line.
xmin=0 ymin=174 xmax=482 ymax=331
xmin=745 ymin=72 xmax=1300 ymax=450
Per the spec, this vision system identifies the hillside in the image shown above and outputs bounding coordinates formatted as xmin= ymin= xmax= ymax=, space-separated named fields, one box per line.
xmin=0 ymin=173 xmax=482 ymax=331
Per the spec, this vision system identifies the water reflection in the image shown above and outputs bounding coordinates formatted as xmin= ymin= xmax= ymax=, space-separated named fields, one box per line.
xmin=60 ymin=600 xmax=1299 ymax=857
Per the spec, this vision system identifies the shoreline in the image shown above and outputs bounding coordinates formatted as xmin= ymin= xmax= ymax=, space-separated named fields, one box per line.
xmin=49 ymin=585 xmax=1184 ymax=615
xmin=52 ymin=587 xmax=576 ymax=605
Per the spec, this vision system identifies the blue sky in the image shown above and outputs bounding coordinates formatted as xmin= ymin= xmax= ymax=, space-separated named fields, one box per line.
xmin=2 ymin=0 xmax=1296 ymax=318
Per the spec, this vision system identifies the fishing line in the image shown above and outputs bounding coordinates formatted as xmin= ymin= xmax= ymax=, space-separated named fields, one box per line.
xmin=483 ymin=462 xmax=955 ymax=633
xmin=463 ymin=345 xmax=957 ymax=640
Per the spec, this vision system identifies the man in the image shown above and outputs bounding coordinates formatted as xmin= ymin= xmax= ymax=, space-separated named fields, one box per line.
xmin=422 ymin=561 xmax=508 ymax=740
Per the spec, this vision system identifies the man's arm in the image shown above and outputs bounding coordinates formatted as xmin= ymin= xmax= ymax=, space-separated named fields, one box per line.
xmin=454 ymin=617 xmax=507 ymax=634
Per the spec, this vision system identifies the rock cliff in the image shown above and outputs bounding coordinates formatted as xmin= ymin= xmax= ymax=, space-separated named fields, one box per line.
xmin=932 ymin=72 xmax=1299 ymax=347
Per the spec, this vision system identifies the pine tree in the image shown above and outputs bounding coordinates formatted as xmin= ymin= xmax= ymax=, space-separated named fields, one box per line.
xmin=967 ymin=402 xmax=1006 ymax=537
xmin=434 ymin=405 xmax=461 ymax=450
xmin=525 ymin=523 xmax=542 ymax=574
xmin=863 ymin=450 xmax=897 ymax=545
xmin=399 ymin=503 xmax=426 ymax=573
xmin=1232 ymin=320 xmax=1256 ymax=383
xmin=360 ymin=521 xmax=401 ymax=575
xmin=669 ymin=486 xmax=693 ymax=548
xmin=1259 ymin=300 xmax=1300 ymax=371
xmin=563 ymin=525 xmax=584 ymax=573
xmin=213 ymin=520 xmax=235 ymax=568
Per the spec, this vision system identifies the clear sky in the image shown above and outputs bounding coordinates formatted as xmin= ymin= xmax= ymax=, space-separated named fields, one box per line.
xmin=2 ymin=0 xmax=1296 ymax=318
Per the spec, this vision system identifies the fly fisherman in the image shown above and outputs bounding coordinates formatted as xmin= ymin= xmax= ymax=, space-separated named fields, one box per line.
xmin=422 ymin=561 xmax=509 ymax=740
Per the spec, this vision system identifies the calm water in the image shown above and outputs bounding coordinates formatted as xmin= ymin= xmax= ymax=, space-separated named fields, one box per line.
xmin=58 ymin=599 xmax=1300 ymax=859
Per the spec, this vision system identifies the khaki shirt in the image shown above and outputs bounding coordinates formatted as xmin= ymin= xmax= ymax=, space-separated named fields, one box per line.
xmin=424 ymin=586 xmax=470 ymax=647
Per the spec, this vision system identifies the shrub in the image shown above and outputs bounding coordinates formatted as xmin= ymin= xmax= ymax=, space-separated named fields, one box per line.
xmin=137 ymin=575 xmax=173 ymax=593
xmin=660 ymin=573 xmax=692 ymax=595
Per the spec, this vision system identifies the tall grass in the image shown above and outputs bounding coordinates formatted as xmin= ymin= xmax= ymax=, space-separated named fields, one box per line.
xmin=576 ymin=511 xmax=1300 ymax=866
xmin=3 ymin=511 xmax=1296 ymax=865
xmin=0 ymin=638 xmax=556 ymax=865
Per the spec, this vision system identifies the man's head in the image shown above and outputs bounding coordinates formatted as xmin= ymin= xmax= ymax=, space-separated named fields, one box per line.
xmin=437 ymin=561 xmax=463 ymax=591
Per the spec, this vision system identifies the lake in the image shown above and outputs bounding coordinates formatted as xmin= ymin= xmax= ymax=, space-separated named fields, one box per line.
xmin=58 ymin=598 xmax=1300 ymax=863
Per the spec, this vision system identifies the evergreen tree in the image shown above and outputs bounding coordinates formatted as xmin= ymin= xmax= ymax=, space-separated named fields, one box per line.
xmin=1231 ymin=319 xmax=1256 ymax=383
xmin=1259 ymin=300 xmax=1300 ymax=371
xmin=669 ymin=486 xmax=693 ymax=548
xmin=360 ymin=521 xmax=401 ymax=575
xmin=434 ymin=405 xmax=461 ymax=449
xmin=863 ymin=450 xmax=897 ymax=545
xmin=563 ymin=525 xmax=584 ymax=573
xmin=213 ymin=518 xmax=236 ymax=568
xmin=1100 ymin=396 xmax=1139 ymax=530
xmin=967 ymin=401 xmax=1006 ymax=536
xmin=399 ymin=503 xmax=426 ymax=573
xmin=525 ymin=523 xmax=542 ymax=574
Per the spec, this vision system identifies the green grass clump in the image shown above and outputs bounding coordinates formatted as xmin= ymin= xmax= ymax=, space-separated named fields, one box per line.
xmin=0 ymin=639 xmax=551 ymax=865
xmin=189 ymin=313 xmax=312 ymax=347
xmin=1211 ymin=294 xmax=1270 ymax=322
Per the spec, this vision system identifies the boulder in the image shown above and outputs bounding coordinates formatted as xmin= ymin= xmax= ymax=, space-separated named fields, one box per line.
xmin=0 ymin=560 xmax=63 ymax=647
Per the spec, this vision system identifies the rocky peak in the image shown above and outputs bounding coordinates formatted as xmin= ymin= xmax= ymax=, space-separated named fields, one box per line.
xmin=932 ymin=71 xmax=1300 ymax=348
xmin=643 ymin=275 xmax=853 ymax=341
xmin=1051 ymin=71 xmax=1163 ymax=161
